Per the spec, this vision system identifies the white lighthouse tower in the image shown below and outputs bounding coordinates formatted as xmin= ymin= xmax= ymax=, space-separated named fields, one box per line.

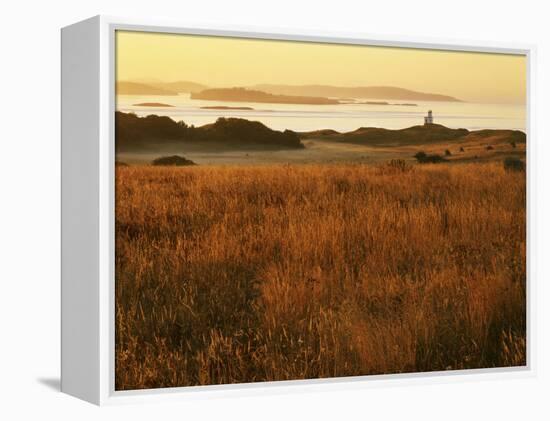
xmin=424 ymin=110 xmax=434 ymax=125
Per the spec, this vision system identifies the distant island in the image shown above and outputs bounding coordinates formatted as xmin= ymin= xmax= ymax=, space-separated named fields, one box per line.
xmin=201 ymin=106 xmax=254 ymax=110
xmin=115 ymin=111 xmax=303 ymax=152
xmin=191 ymin=88 xmax=340 ymax=105
xmin=117 ymin=80 xmax=462 ymax=102
xmin=133 ymin=102 xmax=175 ymax=107
xmin=253 ymin=84 xmax=462 ymax=102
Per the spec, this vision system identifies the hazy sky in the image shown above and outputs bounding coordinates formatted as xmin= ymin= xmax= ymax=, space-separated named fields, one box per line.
xmin=116 ymin=30 xmax=526 ymax=104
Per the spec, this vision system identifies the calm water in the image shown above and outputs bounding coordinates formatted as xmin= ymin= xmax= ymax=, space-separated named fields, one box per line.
xmin=116 ymin=93 xmax=525 ymax=133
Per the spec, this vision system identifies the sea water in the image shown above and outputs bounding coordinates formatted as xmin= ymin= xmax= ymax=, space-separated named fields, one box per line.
xmin=116 ymin=93 xmax=525 ymax=133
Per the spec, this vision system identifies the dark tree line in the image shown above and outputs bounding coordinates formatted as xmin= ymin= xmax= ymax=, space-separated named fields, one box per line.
xmin=115 ymin=112 xmax=303 ymax=151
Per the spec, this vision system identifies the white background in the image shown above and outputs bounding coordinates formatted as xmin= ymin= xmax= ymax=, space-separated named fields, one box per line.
xmin=0 ymin=0 xmax=548 ymax=419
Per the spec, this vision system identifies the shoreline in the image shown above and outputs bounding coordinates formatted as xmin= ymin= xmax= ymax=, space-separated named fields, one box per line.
xmin=115 ymin=107 xmax=526 ymax=133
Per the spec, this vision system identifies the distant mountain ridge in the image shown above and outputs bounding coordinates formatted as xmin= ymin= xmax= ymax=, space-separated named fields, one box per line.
xmin=254 ymin=84 xmax=462 ymax=102
xmin=117 ymin=80 xmax=207 ymax=95
xmin=116 ymin=81 xmax=178 ymax=96
xmin=152 ymin=81 xmax=208 ymax=93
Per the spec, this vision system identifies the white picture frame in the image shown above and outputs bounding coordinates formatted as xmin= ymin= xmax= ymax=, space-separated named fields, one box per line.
xmin=61 ymin=15 xmax=536 ymax=405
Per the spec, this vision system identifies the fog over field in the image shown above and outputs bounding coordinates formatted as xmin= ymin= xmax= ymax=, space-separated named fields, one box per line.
xmin=116 ymin=138 xmax=401 ymax=165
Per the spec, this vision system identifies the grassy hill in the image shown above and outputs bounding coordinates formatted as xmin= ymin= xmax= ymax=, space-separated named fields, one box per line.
xmin=115 ymin=111 xmax=303 ymax=152
xmin=300 ymin=124 xmax=525 ymax=147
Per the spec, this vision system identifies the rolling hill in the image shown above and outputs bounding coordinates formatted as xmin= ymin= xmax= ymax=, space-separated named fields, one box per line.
xmin=115 ymin=111 xmax=303 ymax=152
xmin=299 ymin=124 xmax=525 ymax=147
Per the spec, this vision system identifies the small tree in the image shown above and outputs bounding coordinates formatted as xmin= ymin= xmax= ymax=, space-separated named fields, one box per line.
xmin=445 ymin=149 xmax=452 ymax=156
xmin=414 ymin=151 xmax=427 ymax=162
xmin=414 ymin=151 xmax=445 ymax=164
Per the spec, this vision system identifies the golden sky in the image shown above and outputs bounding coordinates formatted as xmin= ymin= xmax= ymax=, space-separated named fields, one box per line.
xmin=116 ymin=30 xmax=526 ymax=104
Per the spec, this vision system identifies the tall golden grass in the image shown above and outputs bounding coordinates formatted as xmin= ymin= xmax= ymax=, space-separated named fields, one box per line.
xmin=115 ymin=162 xmax=526 ymax=390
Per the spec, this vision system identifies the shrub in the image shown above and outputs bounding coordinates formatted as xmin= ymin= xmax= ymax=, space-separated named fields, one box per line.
xmin=445 ymin=149 xmax=452 ymax=156
xmin=459 ymin=147 xmax=465 ymax=152
xmin=486 ymin=145 xmax=494 ymax=151
xmin=152 ymin=155 xmax=196 ymax=166
xmin=414 ymin=151 xmax=446 ymax=164
xmin=503 ymin=157 xmax=525 ymax=172
xmin=425 ymin=154 xmax=445 ymax=163
xmin=510 ymin=141 xmax=517 ymax=148
xmin=414 ymin=151 xmax=427 ymax=161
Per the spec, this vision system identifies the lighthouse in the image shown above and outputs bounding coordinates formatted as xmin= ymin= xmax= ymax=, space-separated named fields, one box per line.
xmin=424 ymin=110 xmax=434 ymax=125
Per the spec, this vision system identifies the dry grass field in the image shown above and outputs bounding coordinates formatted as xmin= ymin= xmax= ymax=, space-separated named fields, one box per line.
xmin=115 ymin=161 xmax=526 ymax=390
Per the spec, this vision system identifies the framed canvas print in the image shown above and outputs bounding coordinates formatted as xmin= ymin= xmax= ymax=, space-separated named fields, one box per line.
xmin=61 ymin=16 xmax=534 ymax=405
